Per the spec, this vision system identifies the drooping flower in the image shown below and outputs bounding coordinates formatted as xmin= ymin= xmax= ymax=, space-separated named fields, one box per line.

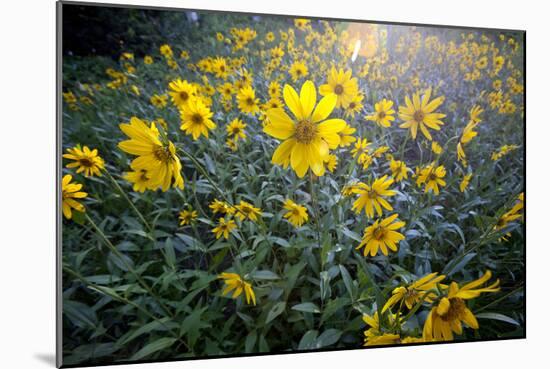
xmin=61 ymin=174 xmax=87 ymax=219
xmin=357 ymin=213 xmax=405 ymax=256
xmin=283 ymin=199 xmax=309 ymax=227
xmin=218 ymin=272 xmax=256 ymax=305
xmin=118 ymin=117 xmax=184 ymax=191
xmin=63 ymin=145 xmax=105 ymax=177
xmin=209 ymin=199 xmax=236 ymax=215
xmin=263 ymin=80 xmax=346 ymax=178
xmin=399 ymin=88 xmax=445 ymax=140
xmin=423 ymin=271 xmax=500 ymax=341
xmin=234 ymin=200 xmax=262 ymax=222
xmin=382 ymin=273 xmax=447 ymax=312
xmin=460 ymin=173 xmax=473 ymax=192
xmin=352 ymin=175 xmax=396 ymax=218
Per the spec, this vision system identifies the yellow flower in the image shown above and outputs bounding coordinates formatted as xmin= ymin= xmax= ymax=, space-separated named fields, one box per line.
xmin=168 ymin=79 xmax=197 ymax=107
xmin=218 ymin=272 xmax=256 ymax=305
xmin=118 ymin=117 xmax=184 ymax=191
xmin=338 ymin=124 xmax=357 ymax=147
xmin=325 ymin=154 xmax=338 ymax=172
xmin=179 ymin=98 xmax=216 ymax=140
xmin=283 ymin=199 xmax=309 ymax=227
xmin=212 ymin=217 xmax=237 ymax=239
xmin=319 ymin=67 xmax=359 ymax=109
xmin=234 ymin=201 xmax=262 ymax=222
xmin=357 ymin=213 xmax=405 ymax=256
xmin=382 ymin=272 xmax=446 ymax=312
xmin=344 ymin=94 xmax=364 ymax=118
xmin=366 ymin=99 xmax=395 ymax=127
xmin=431 ymin=141 xmax=443 ymax=154
xmin=226 ymin=118 xmax=247 ymax=140
xmin=209 ymin=199 xmax=236 ymax=215
xmin=236 ymin=86 xmax=260 ymax=115
xmin=351 ymin=138 xmax=371 ymax=159
xmin=399 ymin=88 xmax=446 ymax=140
xmin=416 ymin=163 xmax=446 ymax=195
xmin=144 ymin=55 xmax=153 ymax=65
xmin=268 ymin=81 xmax=281 ymax=98
xmin=362 ymin=312 xmax=399 ymax=346
xmin=389 ymin=159 xmax=409 ymax=182
xmin=294 ymin=18 xmax=311 ymax=30
xmin=63 ymin=145 xmax=105 ymax=177
xmin=61 ymin=174 xmax=87 ymax=219
xmin=150 ymin=94 xmax=168 ymax=108
xmin=423 ymin=271 xmax=500 ymax=341
xmin=460 ymin=173 xmax=473 ymax=192
xmin=289 ymin=61 xmax=309 ymax=82
xmin=159 ymin=44 xmax=173 ymax=58
xmin=212 ymin=57 xmax=230 ymax=79
xmin=263 ymin=80 xmax=346 ymax=178
xmin=352 ymin=175 xmax=396 ymax=218
xmin=179 ymin=209 xmax=198 ymax=226
xmin=124 ymin=167 xmax=153 ymax=193
xmin=217 ymin=82 xmax=234 ymax=100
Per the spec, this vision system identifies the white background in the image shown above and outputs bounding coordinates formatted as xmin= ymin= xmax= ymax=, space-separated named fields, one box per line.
xmin=0 ymin=0 xmax=545 ymax=368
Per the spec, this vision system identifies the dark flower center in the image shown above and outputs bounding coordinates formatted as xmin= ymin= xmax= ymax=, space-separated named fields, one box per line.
xmin=334 ymin=84 xmax=344 ymax=95
xmin=413 ymin=110 xmax=425 ymax=122
xmin=295 ymin=119 xmax=316 ymax=144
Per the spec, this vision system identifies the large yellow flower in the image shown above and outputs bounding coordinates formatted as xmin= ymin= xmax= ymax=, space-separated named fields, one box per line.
xmin=357 ymin=213 xmax=405 ymax=256
xmin=180 ymin=98 xmax=216 ymax=140
xmin=218 ymin=272 xmax=256 ymax=305
xmin=63 ymin=145 xmax=105 ymax=177
xmin=423 ymin=271 xmax=500 ymax=341
xmin=118 ymin=117 xmax=184 ymax=191
xmin=263 ymin=80 xmax=346 ymax=178
xmin=399 ymin=88 xmax=445 ymax=140
xmin=61 ymin=174 xmax=87 ymax=219
xmin=283 ymin=199 xmax=309 ymax=227
xmin=319 ymin=67 xmax=359 ymax=109
xmin=352 ymin=175 xmax=396 ymax=218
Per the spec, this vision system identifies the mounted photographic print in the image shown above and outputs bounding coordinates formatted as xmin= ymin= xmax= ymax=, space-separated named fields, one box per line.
xmin=57 ymin=1 xmax=526 ymax=367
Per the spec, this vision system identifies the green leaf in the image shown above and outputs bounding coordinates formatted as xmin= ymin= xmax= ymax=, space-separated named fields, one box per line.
xmin=266 ymin=302 xmax=286 ymax=324
xmin=164 ymin=238 xmax=176 ymax=267
xmin=298 ymin=330 xmax=318 ymax=350
xmin=250 ymin=270 xmax=280 ymax=280
xmin=476 ymin=312 xmax=520 ymax=326
xmin=244 ymin=330 xmax=257 ymax=353
xmin=316 ymin=328 xmax=342 ymax=348
xmin=130 ymin=337 xmax=177 ymax=361
xmin=339 ymin=265 xmax=355 ymax=300
xmin=119 ymin=317 xmax=174 ymax=346
xmin=292 ymin=302 xmax=321 ymax=314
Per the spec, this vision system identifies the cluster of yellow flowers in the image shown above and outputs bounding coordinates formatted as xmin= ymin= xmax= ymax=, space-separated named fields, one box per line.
xmin=62 ymin=15 xmax=524 ymax=347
